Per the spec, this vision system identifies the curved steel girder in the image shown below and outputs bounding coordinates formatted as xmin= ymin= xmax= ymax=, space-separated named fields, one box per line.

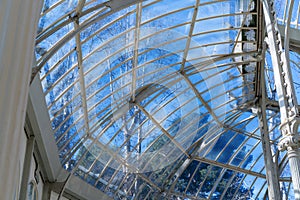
xmin=32 ymin=0 xmax=144 ymax=83
xmin=32 ymin=0 xmax=296 ymax=198
xmin=33 ymin=0 xmax=261 ymax=84
xmin=49 ymin=52 xmax=260 ymax=151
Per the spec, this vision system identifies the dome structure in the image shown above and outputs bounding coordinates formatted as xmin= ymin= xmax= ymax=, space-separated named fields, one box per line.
xmin=32 ymin=0 xmax=300 ymax=199
xmin=0 ymin=0 xmax=299 ymax=200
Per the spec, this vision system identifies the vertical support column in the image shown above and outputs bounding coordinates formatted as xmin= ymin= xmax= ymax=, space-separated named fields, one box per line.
xmin=279 ymin=124 xmax=300 ymax=199
xmin=0 ymin=0 xmax=43 ymax=199
xmin=261 ymin=0 xmax=300 ymax=199
xmin=287 ymin=148 xmax=300 ymax=198
xmin=256 ymin=43 xmax=281 ymax=199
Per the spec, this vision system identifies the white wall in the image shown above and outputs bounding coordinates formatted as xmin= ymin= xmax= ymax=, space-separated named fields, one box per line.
xmin=0 ymin=1 xmax=43 ymax=199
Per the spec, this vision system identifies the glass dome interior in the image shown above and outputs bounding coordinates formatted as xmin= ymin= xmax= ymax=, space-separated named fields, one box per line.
xmin=33 ymin=0 xmax=300 ymax=199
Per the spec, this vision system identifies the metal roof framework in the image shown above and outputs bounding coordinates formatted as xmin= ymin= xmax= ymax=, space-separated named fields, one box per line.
xmin=30 ymin=0 xmax=300 ymax=199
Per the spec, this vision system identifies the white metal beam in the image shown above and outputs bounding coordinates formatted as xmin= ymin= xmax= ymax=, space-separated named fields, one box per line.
xmin=50 ymin=173 xmax=113 ymax=200
xmin=74 ymin=2 xmax=91 ymax=136
xmin=262 ymin=0 xmax=300 ymax=199
xmin=193 ymin=156 xmax=290 ymax=182
xmin=180 ymin=0 xmax=200 ymax=72
xmin=27 ymin=77 xmax=62 ymax=182
xmin=131 ymin=3 xmax=142 ymax=102
xmin=256 ymin=41 xmax=281 ymax=200
xmin=32 ymin=0 xmax=144 ymax=83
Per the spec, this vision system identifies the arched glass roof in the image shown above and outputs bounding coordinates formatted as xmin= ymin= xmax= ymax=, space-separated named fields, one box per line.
xmin=33 ymin=0 xmax=300 ymax=199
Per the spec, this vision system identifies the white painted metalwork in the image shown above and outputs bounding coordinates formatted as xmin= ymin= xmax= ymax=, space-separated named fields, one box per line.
xmin=262 ymin=0 xmax=300 ymax=199
xmin=27 ymin=0 xmax=300 ymax=199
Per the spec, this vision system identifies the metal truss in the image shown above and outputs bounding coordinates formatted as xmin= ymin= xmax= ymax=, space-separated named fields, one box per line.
xmin=30 ymin=0 xmax=300 ymax=199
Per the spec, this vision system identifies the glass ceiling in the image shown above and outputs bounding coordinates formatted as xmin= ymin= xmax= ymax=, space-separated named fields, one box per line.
xmin=34 ymin=0 xmax=300 ymax=199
